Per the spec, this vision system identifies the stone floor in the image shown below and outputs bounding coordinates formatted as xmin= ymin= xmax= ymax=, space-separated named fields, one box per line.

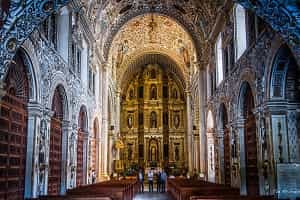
xmin=133 ymin=192 xmax=174 ymax=200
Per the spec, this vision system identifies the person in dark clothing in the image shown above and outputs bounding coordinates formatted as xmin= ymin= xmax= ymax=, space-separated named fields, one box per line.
xmin=138 ymin=169 xmax=144 ymax=192
xmin=156 ymin=171 xmax=161 ymax=192
xmin=161 ymin=169 xmax=167 ymax=192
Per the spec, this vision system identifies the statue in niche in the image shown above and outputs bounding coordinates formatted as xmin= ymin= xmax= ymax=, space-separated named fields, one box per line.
xmin=150 ymin=112 xmax=157 ymax=128
xmin=129 ymin=89 xmax=134 ymax=100
xmin=175 ymin=145 xmax=180 ymax=161
xmin=115 ymin=40 xmax=128 ymax=68
xmin=174 ymin=113 xmax=180 ymax=128
xmin=178 ymin=39 xmax=190 ymax=68
xmin=150 ymin=86 xmax=157 ymax=100
xmin=39 ymin=119 xmax=47 ymax=165
xmin=172 ymin=88 xmax=178 ymax=99
xmin=127 ymin=114 xmax=133 ymax=128
xmin=151 ymin=146 xmax=157 ymax=161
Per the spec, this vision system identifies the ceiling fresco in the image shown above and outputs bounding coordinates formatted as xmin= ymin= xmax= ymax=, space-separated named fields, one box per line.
xmin=107 ymin=14 xmax=198 ymax=85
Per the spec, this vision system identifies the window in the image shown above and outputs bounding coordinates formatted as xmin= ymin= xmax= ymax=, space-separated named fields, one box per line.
xmin=215 ymin=34 xmax=224 ymax=85
xmin=234 ymin=4 xmax=247 ymax=60
xmin=41 ymin=13 xmax=57 ymax=48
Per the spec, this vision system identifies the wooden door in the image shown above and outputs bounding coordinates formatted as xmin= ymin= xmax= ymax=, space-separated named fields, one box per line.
xmin=0 ymin=54 xmax=29 ymax=200
xmin=76 ymin=129 xmax=84 ymax=186
xmin=224 ymin=127 xmax=231 ymax=186
xmin=48 ymin=88 xmax=63 ymax=195
xmin=244 ymin=89 xmax=259 ymax=196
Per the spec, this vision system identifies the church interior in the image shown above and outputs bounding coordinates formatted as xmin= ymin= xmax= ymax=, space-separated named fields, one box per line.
xmin=0 ymin=0 xmax=299 ymax=199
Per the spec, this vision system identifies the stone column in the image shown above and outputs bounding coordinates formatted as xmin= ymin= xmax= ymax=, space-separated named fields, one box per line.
xmin=115 ymin=90 xmax=121 ymax=160
xmin=83 ymin=132 xmax=89 ymax=184
xmin=198 ymin=68 xmax=207 ymax=176
xmin=24 ymin=103 xmax=43 ymax=198
xmin=217 ymin=129 xmax=225 ymax=184
xmin=67 ymin=128 xmax=76 ymax=189
xmin=186 ymin=90 xmax=194 ymax=172
xmin=101 ymin=64 xmax=109 ymax=178
xmin=61 ymin=120 xmax=71 ymax=194
xmin=236 ymin=118 xmax=247 ymax=196
xmin=39 ymin=110 xmax=54 ymax=196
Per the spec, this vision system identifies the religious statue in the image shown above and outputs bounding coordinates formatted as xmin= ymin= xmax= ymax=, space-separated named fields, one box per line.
xmin=174 ymin=113 xmax=180 ymax=128
xmin=115 ymin=40 xmax=128 ymax=68
xmin=151 ymin=147 xmax=157 ymax=161
xmin=150 ymin=86 xmax=157 ymax=99
xmin=127 ymin=114 xmax=133 ymax=128
xmin=150 ymin=112 xmax=157 ymax=128
xmin=172 ymin=88 xmax=178 ymax=99
xmin=178 ymin=39 xmax=190 ymax=68
xmin=129 ymin=89 xmax=134 ymax=99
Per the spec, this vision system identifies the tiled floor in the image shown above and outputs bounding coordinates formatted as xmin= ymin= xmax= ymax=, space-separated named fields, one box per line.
xmin=133 ymin=192 xmax=174 ymax=200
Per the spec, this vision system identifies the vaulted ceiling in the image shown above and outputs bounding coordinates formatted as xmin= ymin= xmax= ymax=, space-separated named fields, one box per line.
xmin=0 ymin=0 xmax=299 ymax=83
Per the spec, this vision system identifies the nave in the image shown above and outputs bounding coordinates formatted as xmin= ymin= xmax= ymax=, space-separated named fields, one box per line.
xmin=0 ymin=0 xmax=300 ymax=200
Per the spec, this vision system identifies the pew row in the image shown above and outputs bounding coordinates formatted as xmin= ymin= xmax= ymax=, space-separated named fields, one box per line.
xmin=167 ymin=178 xmax=274 ymax=200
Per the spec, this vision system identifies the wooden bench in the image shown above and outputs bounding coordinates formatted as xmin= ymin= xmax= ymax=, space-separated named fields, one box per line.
xmin=167 ymin=178 xmax=274 ymax=200
xmin=30 ymin=179 xmax=138 ymax=200
xmin=67 ymin=179 xmax=138 ymax=200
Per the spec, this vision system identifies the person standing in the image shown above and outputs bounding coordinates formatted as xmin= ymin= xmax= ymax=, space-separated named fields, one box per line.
xmin=148 ymin=169 xmax=154 ymax=192
xmin=138 ymin=169 xmax=144 ymax=192
xmin=161 ymin=169 xmax=167 ymax=193
xmin=156 ymin=170 xmax=161 ymax=192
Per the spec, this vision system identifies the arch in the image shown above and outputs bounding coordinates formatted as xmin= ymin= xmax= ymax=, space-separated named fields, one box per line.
xmin=77 ymin=105 xmax=88 ymax=186
xmin=268 ymin=44 xmax=300 ymax=163
xmin=0 ymin=51 xmax=29 ymax=199
xmin=270 ymin=44 xmax=300 ymax=100
xmin=103 ymin=12 xmax=201 ymax=62
xmin=49 ymin=85 xmax=67 ymax=195
xmin=238 ymin=81 xmax=259 ymax=196
xmin=120 ymin=53 xmax=187 ymax=94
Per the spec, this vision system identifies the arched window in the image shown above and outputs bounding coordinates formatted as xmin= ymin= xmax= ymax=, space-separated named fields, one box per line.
xmin=215 ymin=33 xmax=224 ymax=85
xmin=234 ymin=4 xmax=247 ymax=60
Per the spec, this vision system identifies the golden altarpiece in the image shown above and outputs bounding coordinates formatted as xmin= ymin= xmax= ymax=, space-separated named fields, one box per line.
xmin=120 ymin=64 xmax=187 ymax=169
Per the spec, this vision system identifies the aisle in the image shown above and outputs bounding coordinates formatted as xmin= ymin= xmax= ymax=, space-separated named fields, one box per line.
xmin=133 ymin=192 xmax=174 ymax=200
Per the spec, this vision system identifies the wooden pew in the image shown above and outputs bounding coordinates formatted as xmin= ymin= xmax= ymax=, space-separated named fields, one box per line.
xmin=29 ymin=179 xmax=138 ymax=200
xmin=67 ymin=179 xmax=138 ymax=200
xmin=167 ymin=178 xmax=247 ymax=200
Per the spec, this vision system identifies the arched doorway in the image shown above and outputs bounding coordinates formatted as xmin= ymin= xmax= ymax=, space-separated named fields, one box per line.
xmin=242 ymin=83 xmax=259 ymax=196
xmin=77 ymin=106 xmax=87 ymax=186
xmin=0 ymin=52 xmax=29 ymax=199
xmin=220 ymin=104 xmax=231 ymax=186
xmin=49 ymin=86 xmax=65 ymax=195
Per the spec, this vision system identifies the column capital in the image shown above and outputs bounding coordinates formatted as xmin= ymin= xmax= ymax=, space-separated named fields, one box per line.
xmin=27 ymin=102 xmax=43 ymax=117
